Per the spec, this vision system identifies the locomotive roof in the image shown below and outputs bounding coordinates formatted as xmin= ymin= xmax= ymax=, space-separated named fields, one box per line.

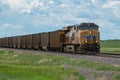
xmin=76 ymin=23 xmax=99 ymax=28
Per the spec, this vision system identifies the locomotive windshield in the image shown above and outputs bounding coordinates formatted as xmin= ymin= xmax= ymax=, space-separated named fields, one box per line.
xmin=77 ymin=23 xmax=99 ymax=30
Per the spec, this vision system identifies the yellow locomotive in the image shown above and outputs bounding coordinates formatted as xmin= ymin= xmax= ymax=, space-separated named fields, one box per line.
xmin=62 ymin=23 xmax=100 ymax=54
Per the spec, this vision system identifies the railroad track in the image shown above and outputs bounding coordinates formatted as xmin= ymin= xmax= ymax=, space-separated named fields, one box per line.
xmin=0 ymin=48 xmax=120 ymax=59
xmin=95 ymin=53 xmax=120 ymax=59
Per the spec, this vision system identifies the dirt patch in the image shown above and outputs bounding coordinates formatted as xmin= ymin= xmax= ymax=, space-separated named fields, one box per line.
xmin=79 ymin=67 xmax=117 ymax=80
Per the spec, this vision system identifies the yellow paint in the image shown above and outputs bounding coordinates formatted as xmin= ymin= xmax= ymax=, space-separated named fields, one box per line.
xmin=80 ymin=30 xmax=100 ymax=44
xmin=59 ymin=31 xmax=65 ymax=35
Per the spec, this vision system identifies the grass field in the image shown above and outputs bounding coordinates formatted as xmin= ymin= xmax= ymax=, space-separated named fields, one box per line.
xmin=100 ymin=40 xmax=120 ymax=53
xmin=0 ymin=50 xmax=120 ymax=80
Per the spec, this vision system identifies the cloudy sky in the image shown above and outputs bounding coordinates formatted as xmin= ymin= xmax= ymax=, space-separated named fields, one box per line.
xmin=0 ymin=0 xmax=120 ymax=40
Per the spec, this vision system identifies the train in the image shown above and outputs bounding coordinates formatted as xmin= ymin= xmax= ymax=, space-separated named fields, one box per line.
xmin=0 ymin=23 xmax=100 ymax=54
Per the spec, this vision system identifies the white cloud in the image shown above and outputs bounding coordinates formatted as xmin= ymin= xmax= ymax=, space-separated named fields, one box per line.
xmin=59 ymin=4 xmax=68 ymax=8
xmin=3 ymin=22 xmax=23 ymax=30
xmin=113 ymin=9 xmax=120 ymax=18
xmin=102 ymin=0 xmax=120 ymax=18
xmin=19 ymin=1 xmax=42 ymax=14
xmin=0 ymin=22 xmax=24 ymax=37
xmin=1 ymin=0 xmax=44 ymax=14
xmin=1 ymin=0 xmax=24 ymax=10
xmin=91 ymin=0 xmax=95 ymax=4
xmin=49 ymin=1 xmax=54 ymax=4
xmin=103 ymin=1 xmax=120 ymax=8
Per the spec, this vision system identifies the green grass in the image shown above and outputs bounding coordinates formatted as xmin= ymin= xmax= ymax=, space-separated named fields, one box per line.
xmin=101 ymin=48 xmax=120 ymax=53
xmin=0 ymin=50 xmax=85 ymax=80
xmin=0 ymin=50 xmax=120 ymax=80
xmin=100 ymin=40 xmax=120 ymax=53
xmin=68 ymin=60 xmax=120 ymax=71
xmin=0 ymin=64 xmax=83 ymax=80
xmin=101 ymin=40 xmax=120 ymax=48
xmin=113 ymin=74 xmax=120 ymax=80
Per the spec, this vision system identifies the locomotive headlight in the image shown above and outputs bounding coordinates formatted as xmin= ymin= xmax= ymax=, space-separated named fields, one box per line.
xmin=85 ymin=40 xmax=87 ymax=42
xmin=90 ymin=31 xmax=91 ymax=34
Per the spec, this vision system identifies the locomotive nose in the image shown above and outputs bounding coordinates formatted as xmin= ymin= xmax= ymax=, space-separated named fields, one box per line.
xmin=85 ymin=36 xmax=98 ymax=44
xmin=84 ymin=30 xmax=99 ymax=44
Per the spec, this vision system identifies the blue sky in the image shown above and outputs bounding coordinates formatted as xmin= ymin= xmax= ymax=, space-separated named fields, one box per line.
xmin=0 ymin=0 xmax=120 ymax=40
